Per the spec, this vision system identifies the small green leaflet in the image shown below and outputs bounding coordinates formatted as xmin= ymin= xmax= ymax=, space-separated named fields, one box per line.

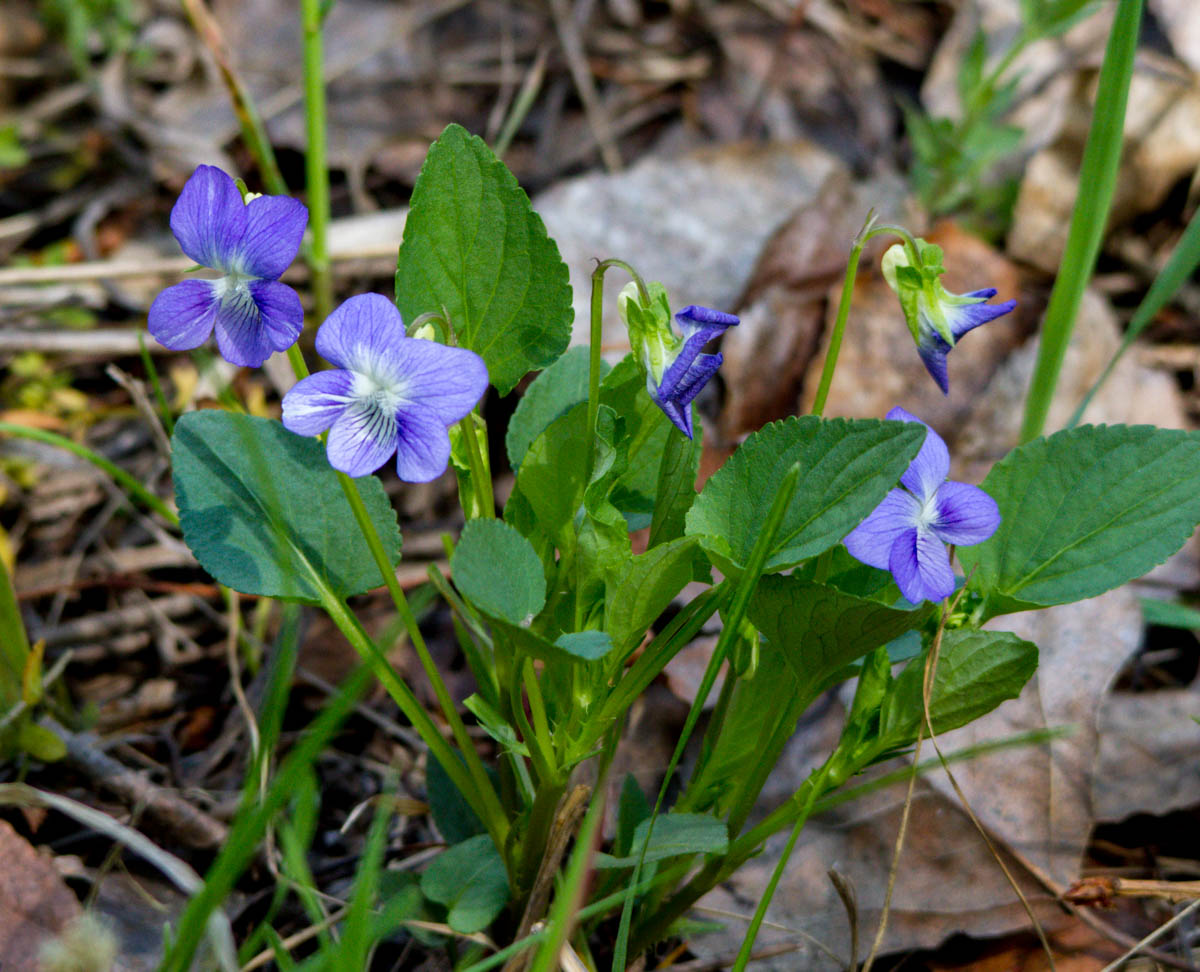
xmin=451 ymin=519 xmax=546 ymax=625
xmin=395 ymin=123 xmax=573 ymax=396
xmin=420 ymin=834 xmax=509 ymax=933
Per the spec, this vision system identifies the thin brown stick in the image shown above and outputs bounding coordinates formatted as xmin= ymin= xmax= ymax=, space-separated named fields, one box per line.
xmin=502 ymin=784 xmax=592 ymax=972
xmin=0 ymin=241 xmax=399 ymax=287
xmin=915 ymin=573 xmax=1058 ymax=972
xmin=547 ymin=0 xmax=621 ymax=171
xmin=1098 ymin=898 xmax=1200 ymax=972
xmin=44 ymin=718 xmax=229 ymax=849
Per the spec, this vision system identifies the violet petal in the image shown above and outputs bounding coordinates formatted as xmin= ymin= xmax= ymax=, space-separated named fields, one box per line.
xmin=169 ymin=165 xmax=246 ymax=271
xmin=237 ymin=195 xmax=309 ymax=279
xmin=947 ymin=294 xmax=1016 ymax=341
xmin=886 ymin=406 xmax=948 ymax=500
xmin=843 ymin=489 xmax=921 ymax=571
xmin=889 ymin=526 xmax=955 ymax=603
xmin=932 ymin=480 xmax=1001 ymax=546
xmin=326 ymin=400 xmax=399 ymax=478
xmin=383 ymin=338 xmax=489 ymax=425
xmin=147 ymin=279 xmax=219 ymax=350
xmin=212 ymin=287 xmax=274 ymax=368
xmin=248 ymin=279 xmax=305 ymax=353
xmin=315 ymin=293 xmax=405 ymax=372
xmin=394 ymin=404 xmax=453 ymax=483
xmin=281 ymin=369 xmax=355 ymax=436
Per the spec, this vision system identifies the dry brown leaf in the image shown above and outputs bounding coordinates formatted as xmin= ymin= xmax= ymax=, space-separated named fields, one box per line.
xmin=1009 ymin=54 xmax=1200 ymax=274
xmin=0 ymin=818 xmax=82 ymax=970
xmin=1093 ymin=686 xmax=1200 ymax=823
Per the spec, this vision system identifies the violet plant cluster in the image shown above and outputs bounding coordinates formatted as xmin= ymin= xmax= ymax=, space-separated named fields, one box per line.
xmin=154 ymin=125 xmax=1200 ymax=969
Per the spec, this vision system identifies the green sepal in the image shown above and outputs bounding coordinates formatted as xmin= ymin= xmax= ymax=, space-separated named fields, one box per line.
xmin=449 ymin=417 xmax=490 ymax=521
xmin=618 ymin=280 xmax=673 ymax=386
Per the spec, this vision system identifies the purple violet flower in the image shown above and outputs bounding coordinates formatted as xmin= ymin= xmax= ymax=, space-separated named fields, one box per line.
xmin=882 ymin=240 xmax=1016 ymax=395
xmin=618 ymin=281 xmax=739 ymax=439
xmin=843 ymin=407 xmax=1000 ymax=604
xmin=148 ymin=165 xmax=308 ymax=368
xmin=911 ymin=288 xmax=1016 ymax=395
xmin=651 ymin=305 xmax=740 ymax=438
xmin=281 ymin=294 xmax=489 ymax=481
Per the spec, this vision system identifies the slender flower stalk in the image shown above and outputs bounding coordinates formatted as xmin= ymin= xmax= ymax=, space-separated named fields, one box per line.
xmin=301 ymin=0 xmax=333 ymax=323
xmin=812 ymin=216 xmax=917 ymax=415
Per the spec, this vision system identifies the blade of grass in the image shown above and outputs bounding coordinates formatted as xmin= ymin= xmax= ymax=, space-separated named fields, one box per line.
xmin=158 ymin=665 xmax=373 ymax=972
xmin=1067 ymin=201 xmax=1200 ymax=426
xmin=137 ymin=332 xmax=174 ymax=437
xmin=0 ymin=422 xmax=177 ymax=524
xmin=1019 ymin=0 xmax=1144 ymax=441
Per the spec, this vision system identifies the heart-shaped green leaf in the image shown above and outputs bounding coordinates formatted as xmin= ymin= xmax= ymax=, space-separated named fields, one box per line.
xmin=959 ymin=425 xmax=1200 ymax=612
xmin=172 ymin=411 xmax=401 ymax=602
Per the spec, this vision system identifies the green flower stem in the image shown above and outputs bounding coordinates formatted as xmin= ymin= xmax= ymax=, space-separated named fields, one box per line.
xmin=586 ymin=259 xmax=649 ymax=476
xmin=1019 ymin=0 xmax=1143 ymax=442
xmin=732 ymin=765 xmax=828 ymax=970
xmin=301 ymin=0 xmax=333 ymax=324
xmin=0 ymin=423 xmax=178 ymax=525
xmin=615 ymin=462 xmax=802 ymax=969
xmin=286 ymin=342 xmax=310 ymax=380
xmin=516 ymin=776 xmax=566 ymax=897
xmin=333 ymin=471 xmax=506 ymax=839
xmin=457 ymin=414 xmax=495 ymax=518
xmin=810 ymin=220 xmax=918 ymax=417
xmin=810 ymin=239 xmax=862 ymax=417
xmin=507 ymin=658 xmax=553 ymax=784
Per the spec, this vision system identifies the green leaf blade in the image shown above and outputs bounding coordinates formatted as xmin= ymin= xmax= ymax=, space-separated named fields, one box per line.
xmin=171 ymin=411 xmax=400 ymax=601
xmin=748 ymin=575 xmax=932 ymax=696
xmin=395 ymin=124 xmax=573 ymax=396
xmin=506 ymin=346 xmax=604 ymax=469
xmin=881 ymin=630 xmax=1038 ymax=748
xmin=960 ymin=425 xmax=1200 ymax=610
xmin=594 ymin=813 xmax=728 ymax=869
xmin=685 ymin=416 xmax=925 ymax=575
xmin=420 ymin=834 xmax=510 ymax=933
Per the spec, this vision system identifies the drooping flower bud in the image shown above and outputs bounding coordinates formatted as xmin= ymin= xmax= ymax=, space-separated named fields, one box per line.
xmin=618 ymin=281 xmax=738 ymax=438
xmin=881 ymin=240 xmax=1015 ymax=394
